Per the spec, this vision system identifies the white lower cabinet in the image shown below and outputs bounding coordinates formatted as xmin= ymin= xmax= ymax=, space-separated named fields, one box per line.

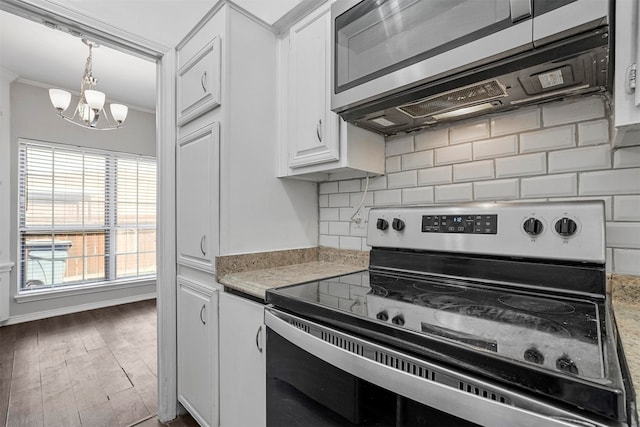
xmin=219 ymin=291 xmax=265 ymax=427
xmin=177 ymin=277 xmax=219 ymax=427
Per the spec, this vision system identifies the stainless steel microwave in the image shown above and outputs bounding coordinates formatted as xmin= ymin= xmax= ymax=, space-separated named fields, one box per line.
xmin=330 ymin=0 xmax=610 ymax=134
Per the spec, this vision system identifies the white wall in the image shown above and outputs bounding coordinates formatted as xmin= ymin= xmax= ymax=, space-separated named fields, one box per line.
xmin=319 ymin=96 xmax=640 ymax=275
xmin=4 ymin=80 xmax=157 ymax=323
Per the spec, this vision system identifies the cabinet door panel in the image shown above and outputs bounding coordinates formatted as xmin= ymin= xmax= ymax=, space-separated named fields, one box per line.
xmin=219 ymin=292 xmax=265 ymax=427
xmin=177 ymin=279 xmax=218 ymax=427
xmin=177 ymin=37 xmax=221 ymax=126
xmin=288 ymin=7 xmax=340 ymax=169
xmin=177 ymin=123 xmax=219 ymax=271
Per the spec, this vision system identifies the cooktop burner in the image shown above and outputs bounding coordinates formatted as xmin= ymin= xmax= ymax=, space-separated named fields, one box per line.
xmin=275 ymin=270 xmax=604 ymax=379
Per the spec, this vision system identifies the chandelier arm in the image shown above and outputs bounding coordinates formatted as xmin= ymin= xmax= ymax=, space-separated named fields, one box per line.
xmin=58 ymin=113 xmax=122 ymax=131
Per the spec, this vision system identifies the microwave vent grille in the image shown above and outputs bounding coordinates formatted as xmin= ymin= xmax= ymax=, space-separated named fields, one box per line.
xmin=397 ymin=79 xmax=508 ymax=119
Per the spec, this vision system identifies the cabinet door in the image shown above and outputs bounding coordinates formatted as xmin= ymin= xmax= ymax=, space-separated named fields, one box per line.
xmin=288 ymin=5 xmax=340 ymax=169
xmin=219 ymin=292 xmax=265 ymax=427
xmin=177 ymin=36 xmax=221 ymax=126
xmin=177 ymin=123 xmax=219 ymax=272
xmin=177 ymin=278 xmax=219 ymax=427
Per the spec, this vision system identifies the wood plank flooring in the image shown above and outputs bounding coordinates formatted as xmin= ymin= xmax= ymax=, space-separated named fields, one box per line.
xmin=0 ymin=300 xmax=197 ymax=427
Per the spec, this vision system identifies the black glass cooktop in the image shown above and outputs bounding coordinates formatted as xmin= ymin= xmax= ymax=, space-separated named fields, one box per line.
xmin=268 ymin=270 xmax=605 ymax=380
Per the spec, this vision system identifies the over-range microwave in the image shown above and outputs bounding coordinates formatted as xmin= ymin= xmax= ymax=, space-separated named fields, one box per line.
xmin=331 ymin=0 xmax=611 ymax=136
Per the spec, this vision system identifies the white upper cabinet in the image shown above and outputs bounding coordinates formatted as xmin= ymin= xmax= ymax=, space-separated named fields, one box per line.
xmin=278 ymin=2 xmax=385 ymax=181
xmin=177 ymin=36 xmax=221 ymax=126
xmin=613 ymin=0 xmax=640 ymax=147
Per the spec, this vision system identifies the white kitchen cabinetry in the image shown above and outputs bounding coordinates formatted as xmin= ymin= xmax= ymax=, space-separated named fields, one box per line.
xmin=177 ymin=278 xmax=220 ymax=427
xmin=613 ymin=0 xmax=640 ymax=147
xmin=219 ymin=291 xmax=265 ymax=427
xmin=177 ymin=36 xmax=221 ymax=126
xmin=176 ymin=122 xmax=219 ymax=273
xmin=279 ymin=3 xmax=385 ymax=181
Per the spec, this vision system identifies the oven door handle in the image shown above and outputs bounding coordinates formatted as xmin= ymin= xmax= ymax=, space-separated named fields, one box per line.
xmin=265 ymin=309 xmax=607 ymax=427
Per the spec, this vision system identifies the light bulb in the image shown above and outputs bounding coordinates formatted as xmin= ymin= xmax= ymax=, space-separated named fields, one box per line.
xmin=49 ymin=89 xmax=71 ymax=112
xmin=84 ymin=90 xmax=105 ymax=111
xmin=110 ymin=104 xmax=128 ymax=125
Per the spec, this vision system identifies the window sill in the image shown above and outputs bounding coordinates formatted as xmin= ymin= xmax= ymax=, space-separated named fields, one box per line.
xmin=14 ymin=277 xmax=156 ymax=303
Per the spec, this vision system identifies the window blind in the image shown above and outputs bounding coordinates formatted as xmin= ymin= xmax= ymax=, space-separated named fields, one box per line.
xmin=18 ymin=140 xmax=157 ymax=291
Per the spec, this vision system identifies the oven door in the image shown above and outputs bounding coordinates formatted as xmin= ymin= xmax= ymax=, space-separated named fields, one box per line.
xmin=265 ymin=308 xmax=617 ymax=427
xmin=331 ymin=0 xmax=534 ymax=113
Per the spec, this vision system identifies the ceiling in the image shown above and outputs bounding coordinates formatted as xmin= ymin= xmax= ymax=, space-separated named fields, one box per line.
xmin=0 ymin=0 xmax=302 ymax=112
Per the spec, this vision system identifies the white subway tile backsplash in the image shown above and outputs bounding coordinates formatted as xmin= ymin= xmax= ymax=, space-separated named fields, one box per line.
xmin=521 ymin=173 xmax=577 ymax=198
xmin=435 ymin=183 xmax=473 ymax=203
xmin=319 ymin=181 xmax=338 ymax=194
xmin=491 ymin=107 xmax=540 ymax=136
xmin=542 ymin=96 xmax=605 ymax=127
xmin=434 ymin=143 xmax=473 ymax=165
xmin=402 ymin=187 xmax=434 ymax=204
xmin=606 ymin=222 xmax=640 ymax=248
xmin=520 ymin=125 xmax=575 ymax=153
xmin=473 ymin=135 xmax=518 ymax=160
xmin=613 ymin=146 xmax=640 ymax=168
xmin=319 ymin=234 xmax=339 ymax=248
xmin=578 ymin=119 xmax=609 ymax=146
xmin=386 ymin=135 xmax=414 ymax=156
xmin=339 ymin=179 xmax=361 ymax=193
xmin=374 ymin=189 xmax=402 ymax=206
xmin=388 ymin=170 xmax=418 ymax=189
xmin=579 ymin=168 xmax=640 ymax=195
xmin=473 ymin=179 xmax=519 ymax=201
xmin=367 ymin=176 xmax=388 ymax=191
xmin=495 ymin=153 xmax=546 ymax=178
xmin=318 ymin=97 xmax=639 ymax=275
xmin=402 ymin=150 xmax=434 ymax=170
xmin=320 ymin=207 xmax=339 ymax=221
xmin=386 ymin=156 xmax=402 ymax=173
xmin=329 ymin=193 xmax=350 ymax=207
xmin=614 ymin=196 xmax=640 ymax=221
xmin=329 ymin=221 xmax=350 ymax=236
xmin=548 ymin=145 xmax=611 ymax=173
xmin=350 ymin=192 xmax=373 ymax=208
xmin=613 ymin=249 xmax=640 ymax=275
xmin=339 ymin=207 xmax=357 ymax=221
xmin=418 ymin=166 xmax=453 ymax=186
xmin=453 ymin=161 xmax=495 ymax=182
xmin=415 ymin=128 xmax=449 ymax=150
xmin=450 ymin=119 xmax=490 ymax=144
xmin=339 ymin=236 xmax=363 ymax=250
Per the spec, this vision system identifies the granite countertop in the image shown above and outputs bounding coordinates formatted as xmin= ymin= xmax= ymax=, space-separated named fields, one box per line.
xmin=218 ymin=261 xmax=366 ymax=300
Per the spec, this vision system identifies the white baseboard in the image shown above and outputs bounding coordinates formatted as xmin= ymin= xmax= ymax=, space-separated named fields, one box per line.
xmin=1 ymin=292 xmax=157 ymax=326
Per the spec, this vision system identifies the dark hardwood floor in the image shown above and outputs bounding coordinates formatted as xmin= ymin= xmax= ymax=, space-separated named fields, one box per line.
xmin=0 ymin=300 xmax=197 ymax=427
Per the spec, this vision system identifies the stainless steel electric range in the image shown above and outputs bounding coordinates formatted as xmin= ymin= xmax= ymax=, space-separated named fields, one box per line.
xmin=265 ymin=201 xmax=638 ymax=427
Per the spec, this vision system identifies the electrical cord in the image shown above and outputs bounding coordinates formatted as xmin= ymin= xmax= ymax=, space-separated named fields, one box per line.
xmin=350 ymin=174 xmax=370 ymax=223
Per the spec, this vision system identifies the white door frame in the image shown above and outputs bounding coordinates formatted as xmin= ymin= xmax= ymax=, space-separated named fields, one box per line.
xmin=0 ymin=0 xmax=179 ymax=421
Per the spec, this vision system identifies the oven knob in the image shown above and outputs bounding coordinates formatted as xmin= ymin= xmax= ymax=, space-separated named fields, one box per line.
xmin=391 ymin=315 xmax=405 ymax=326
xmin=524 ymin=347 xmax=544 ymax=365
xmin=554 ymin=217 xmax=577 ymax=237
xmin=556 ymin=356 xmax=579 ymax=375
xmin=523 ymin=218 xmax=543 ymax=236
xmin=376 ymin=311 xmax=389 ymax=322
xmin=376 ymin=218 xmax=389 ymax=231
xmin=392 ymin=218 xmax=405 ymax=231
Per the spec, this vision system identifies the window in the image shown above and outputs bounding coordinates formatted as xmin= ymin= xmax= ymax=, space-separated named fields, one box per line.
xmin=18 ymin=140 xmax=156 ymax=292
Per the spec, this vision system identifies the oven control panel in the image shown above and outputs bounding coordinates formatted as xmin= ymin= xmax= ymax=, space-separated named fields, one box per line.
xmin=421 ymin=214 xmax=497 ymax=234
xmin=367 ymin=201 xmax=606 ymax=263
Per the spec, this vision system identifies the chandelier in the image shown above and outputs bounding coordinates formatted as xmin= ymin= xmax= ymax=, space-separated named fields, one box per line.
xmin=48 ymin=39 xmax=128 ymax=130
